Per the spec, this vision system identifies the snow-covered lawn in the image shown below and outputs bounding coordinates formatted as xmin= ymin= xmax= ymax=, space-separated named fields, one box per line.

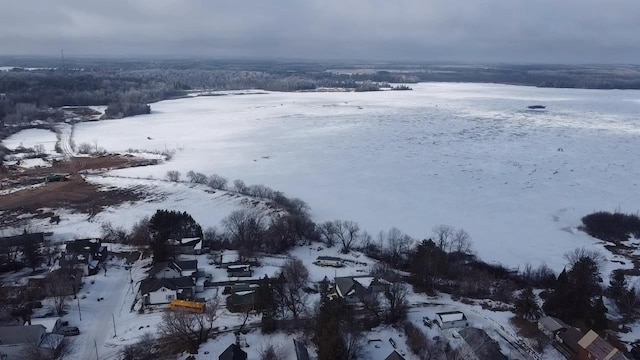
xmin=70 ymin=82 xmax=640 ymax=273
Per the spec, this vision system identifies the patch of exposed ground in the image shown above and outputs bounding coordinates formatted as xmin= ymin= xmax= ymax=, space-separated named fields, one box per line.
xmin=0 ymin=155 xmax=156 ymax=224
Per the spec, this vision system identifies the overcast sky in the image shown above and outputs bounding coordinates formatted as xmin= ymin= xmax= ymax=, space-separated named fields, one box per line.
xmin=1 ymin=0 xmax=639 ymax=63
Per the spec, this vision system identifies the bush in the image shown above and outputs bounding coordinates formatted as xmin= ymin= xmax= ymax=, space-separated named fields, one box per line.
xmin=77 ymin=142 xmax=93 ymax=154
xmin=581 ymin=211 xmax=640 ymax=243
xmin=403 ymin=321 xmax=435 ymax=358
xmin=166 ymin=170 xmax=181 ymax=182
xmin=208 ymin=174 xmax=228 ymax=190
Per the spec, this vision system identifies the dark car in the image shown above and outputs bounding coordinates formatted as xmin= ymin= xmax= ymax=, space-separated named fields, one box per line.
xmin=57 ymin=326 xmax=80 ymax=336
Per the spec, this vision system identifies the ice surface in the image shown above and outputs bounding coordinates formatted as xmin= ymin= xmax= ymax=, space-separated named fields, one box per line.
xmin=66 ymin=82 xmax=640 ymax=271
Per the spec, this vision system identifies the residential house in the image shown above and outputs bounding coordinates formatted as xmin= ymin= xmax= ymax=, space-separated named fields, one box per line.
xmin=435 ymin=311 xmax=469 ymax=330
xmin=557 ymin=327 xmax=584 ymax=359
xmin=313 ymin=256 xmax=344 ymax=267
xmin=61 ymin=238 xmax=108 ymax=276
xmin=25 ymin=318 xmax=62 ymax=334
xmin=334 ymin=275 xmax=389 ymax=305
xmin=140 ymin=277 xmax=195 ymax=305
xmin=227 ymin=290 xmax=256 ymax=312
xmin=538 ymin=316 xmax=571 ymax=338
xmin=171 ymin=237 xmax=204 ymax=255
xmin=577 ymin=330 xmax=627 ymax=360
xmin=147 ymin=260 xmax=198 ymax=279
xmin=293 ymin=339 xmax=310 ymax=360
xmin=219 ymin=343 xmax=247 ymax=360
xmin=65 ymin=238 xmax=108 ymax=262
xmin=457 ymin=327 xmax=507 ymax=360
xmin=385 ymin=350 xmax=406 ymax=360
xmin=0 ymin=325 xmax=63 ymax=359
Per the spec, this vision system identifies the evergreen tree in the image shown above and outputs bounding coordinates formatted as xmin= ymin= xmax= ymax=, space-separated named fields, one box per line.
xmin=514 ymin=287 xmax=541 ymax=320
xmin=589 ymin=296 xmax=608 ymax=333
xmin=609 ymin=271 xmax=627 ymax=301
xmin=148 ymin=210 xmax=203 ymax=262
xmin=316 ymin=299 xmax=348 ymax=360
xmin=256 ymin=275 xmax=277 ymax=334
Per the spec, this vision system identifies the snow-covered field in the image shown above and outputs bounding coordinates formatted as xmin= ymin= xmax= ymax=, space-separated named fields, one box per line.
xmin=2 ymin=128 xmax=58 ymax=154
xmin=64 ymin=82 xmax=640 ymax=271
xmin=25 ymin=176 xmax=277 ymax=241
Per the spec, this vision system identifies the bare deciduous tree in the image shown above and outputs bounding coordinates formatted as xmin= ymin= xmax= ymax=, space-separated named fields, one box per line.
xmin=433 ymin=225 xmax=455 ymax=252
xmin=233 ymin=179 xmax=248 ymax=193
xmin=20 ymin=337 xmax=73 ymax=360
xmin=451 ymin=228 xmax=472 ymax=254
xmin=186 ymin=170 xmax=208 ymax=184
xmin=222 ymin=209 xmax=266 ymax=259
xmin=275 ymin=258 xmax=309 ymax=320
xmin=383 ymin=282 xmax=409 ymax=323
xmin=157 ymin=299 xmax=220 ymax=354
xmin=208 ymin=174 xmax=228 ymax=190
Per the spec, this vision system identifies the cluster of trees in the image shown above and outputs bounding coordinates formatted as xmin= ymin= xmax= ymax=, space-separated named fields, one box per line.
xmin=148 ymin=210 xmax=203 ymax=262
xmin=581 ymin=211 xmax=640 ymax=243
xmin=542 ymin=253 xmax=608 ymax=331
xmin=608 ymin=270 xmax=640 ymax=320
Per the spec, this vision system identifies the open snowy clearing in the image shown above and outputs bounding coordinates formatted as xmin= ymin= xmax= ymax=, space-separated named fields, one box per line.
xmin=2 ymin=128 xmax=58 ymax=154
xmin=70 ymin=83 xmax=640 ymax=272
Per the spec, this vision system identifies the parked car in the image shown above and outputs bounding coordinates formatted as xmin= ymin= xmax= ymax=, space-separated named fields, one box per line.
xmin=57 ymin=326 xmax=80 ymax=336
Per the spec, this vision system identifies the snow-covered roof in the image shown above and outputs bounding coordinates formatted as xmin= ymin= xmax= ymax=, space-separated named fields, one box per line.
xmin=354 ymin=277 xmax=375 ymax=288
xmin=437 ymin=311 xmax=466 ymax=323
xmin=26 ymin=318 xmax=60 ymax=333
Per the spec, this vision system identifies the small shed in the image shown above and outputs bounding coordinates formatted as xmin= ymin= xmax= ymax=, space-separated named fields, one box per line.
xmin=435 ymin=311 xmax=468 ymax=329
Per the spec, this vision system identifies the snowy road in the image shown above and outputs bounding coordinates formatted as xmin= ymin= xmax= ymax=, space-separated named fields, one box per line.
xmin=68 ymin=260 xmax=140 ymax=360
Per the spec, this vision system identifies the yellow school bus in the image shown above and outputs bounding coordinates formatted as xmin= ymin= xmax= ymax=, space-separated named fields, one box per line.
xmin=169 ymin=299 xmax=206 ymax=314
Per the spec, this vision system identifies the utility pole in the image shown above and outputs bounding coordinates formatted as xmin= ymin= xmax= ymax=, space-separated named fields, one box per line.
xmin=94 ymin=339 xmax=99 ymax=360
xmin=112 ymin=313 xmax=117 ymax=337
xmin=77 ymin=297 xmax=82 ymax=321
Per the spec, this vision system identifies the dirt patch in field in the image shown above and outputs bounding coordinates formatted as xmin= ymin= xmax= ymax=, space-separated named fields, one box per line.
xmin=8 ymin=155 xmax=155 ymax=179
xmin=0 ymin=175 xmax=146 ymax=227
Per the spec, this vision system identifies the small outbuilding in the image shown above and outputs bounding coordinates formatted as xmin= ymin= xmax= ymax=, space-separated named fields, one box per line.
xmin=435 ymin=311 xmax=468 ymax=329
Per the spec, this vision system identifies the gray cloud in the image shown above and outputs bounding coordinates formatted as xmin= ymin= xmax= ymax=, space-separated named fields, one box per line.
xmin=1 ymin=0 xmax=639 ymax=63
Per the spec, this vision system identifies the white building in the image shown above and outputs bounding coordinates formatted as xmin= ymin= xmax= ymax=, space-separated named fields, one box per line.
xmin=435 ymin=311 xmax=468 ymax=329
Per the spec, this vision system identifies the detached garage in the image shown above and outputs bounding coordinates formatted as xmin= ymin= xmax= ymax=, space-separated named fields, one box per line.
xmin=435 ymin=311 xmax=469 ymax=329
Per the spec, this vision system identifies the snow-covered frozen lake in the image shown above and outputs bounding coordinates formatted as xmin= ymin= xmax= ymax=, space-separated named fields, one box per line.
xmin=73 ymin=83 xmax=640 ymax=270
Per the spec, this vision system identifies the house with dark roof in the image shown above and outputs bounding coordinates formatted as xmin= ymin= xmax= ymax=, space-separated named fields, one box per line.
xmin=61 ymin=238 xmax=108 ymax=276
xmin=147 ymin=260 xmax=198 ymax=279
xmin=557 ymin=327 xmax=585 ymax=358
xmin=0 ymin=325 xmax=63 ymax=359
xmin=139 ymin=277 xmax=195 ymax=305
xmin=333 ymin=275 xmax=389 ymax=305
xmin=538 ymin=316 xmax=571 ymax=338
xmin=219 ymin=343 xmax=247 ymax=360
xmin=385 ymin=350 xmax=406 ymax=360
xmin=577 ymin=330 xmax=628 ymax=360
xmin=170 ymin=237 xmax=203 ymax=255
xmin=457 ymin=327 xmax=507 ymax=360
